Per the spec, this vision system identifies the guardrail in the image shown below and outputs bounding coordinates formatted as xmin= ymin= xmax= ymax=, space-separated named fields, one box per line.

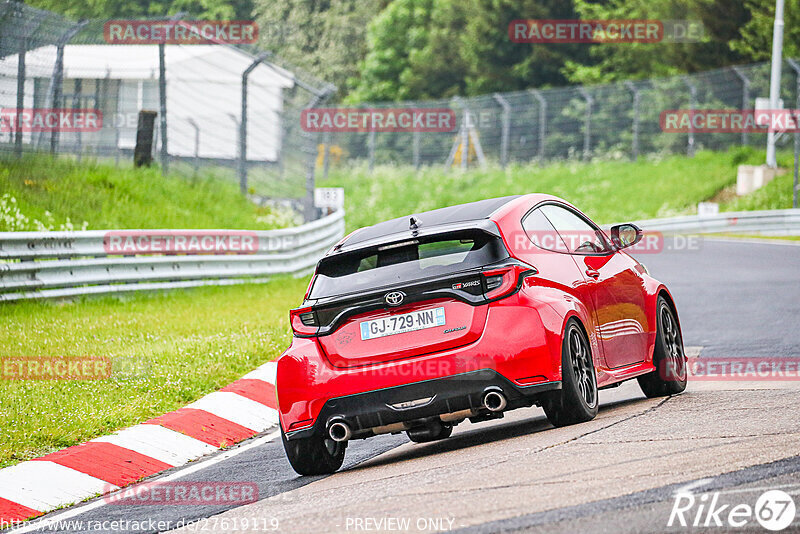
xmin=0 ymin=210 xmax=345 ymax=302
xmin=626 ymin=209 xmax=800 ymax=236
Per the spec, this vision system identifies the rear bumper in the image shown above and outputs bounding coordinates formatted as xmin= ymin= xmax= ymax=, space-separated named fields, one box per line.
xmin=278 ymin=301 xmax=569 ymax=439
xmin=285 ymin=369 xmax=560 ymax=440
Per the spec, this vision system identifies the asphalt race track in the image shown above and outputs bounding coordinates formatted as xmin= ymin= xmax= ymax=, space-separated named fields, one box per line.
xmin=19 ymin=238 xmax=800 ymax=534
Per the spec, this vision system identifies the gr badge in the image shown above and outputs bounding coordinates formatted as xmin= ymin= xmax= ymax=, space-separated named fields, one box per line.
xmin=452 ymin=280 xmax=480 ymax=290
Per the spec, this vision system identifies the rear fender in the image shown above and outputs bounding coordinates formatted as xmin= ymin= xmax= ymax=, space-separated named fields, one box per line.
xmin=642 ymin=279 xmax=681 ymax=364
xmin=516 ymin=284 xmax=602 ymax=379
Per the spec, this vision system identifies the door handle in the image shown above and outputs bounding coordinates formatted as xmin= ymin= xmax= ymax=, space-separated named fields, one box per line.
xmin=585 ymin=269 xmax=600 ymax=279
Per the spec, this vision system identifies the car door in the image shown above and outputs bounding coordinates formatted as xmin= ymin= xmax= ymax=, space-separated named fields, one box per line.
xmin=538 ymin=204 xmax=648 ymax=369
xmin=514 ymin=206 xmax=612 ymax=367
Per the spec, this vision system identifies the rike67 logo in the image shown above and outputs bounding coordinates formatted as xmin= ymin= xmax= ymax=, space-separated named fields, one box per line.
xmin=669 ymin=489 xmax=796 ymax=531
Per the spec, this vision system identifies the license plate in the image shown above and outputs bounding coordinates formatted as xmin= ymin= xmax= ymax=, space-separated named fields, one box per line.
xmin=360 ymin=307 xmax=446 ymax=340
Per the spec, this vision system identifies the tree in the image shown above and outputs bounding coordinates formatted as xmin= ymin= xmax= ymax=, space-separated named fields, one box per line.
xmin=562 ymin=0 xmax=751 ymax=84
xmin=24 ymin=0 xmax=254 ymax=20
xmin=460 ymin=0 xmax=592 ymax=94
xmin=348 ymin=0 xmax=470 ymax=102
xmin=254 ymin=0 xmax=383 ymax=99
xmin=351 ymin=0 xmax=593 ymax=102
xmin=730 ymin=0 xmax=800 ymax=60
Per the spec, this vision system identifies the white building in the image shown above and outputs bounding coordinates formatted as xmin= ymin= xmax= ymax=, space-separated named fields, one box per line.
xmin=0 ymin=44 xmax=295 ymax=161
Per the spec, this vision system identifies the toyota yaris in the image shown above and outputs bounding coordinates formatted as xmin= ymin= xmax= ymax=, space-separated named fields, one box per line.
xmin=277 ymin=194 xmax=687 ymax=475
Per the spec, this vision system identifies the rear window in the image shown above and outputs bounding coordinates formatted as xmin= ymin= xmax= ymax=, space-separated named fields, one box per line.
xmin=309 ymin=231 xmax=509 ymax=299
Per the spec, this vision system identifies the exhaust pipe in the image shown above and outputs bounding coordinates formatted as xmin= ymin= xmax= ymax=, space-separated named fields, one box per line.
xmin=483 ymin=390 xmax=507 ymax=412
xmin=328 ymin=421 xmax=352 ymax=442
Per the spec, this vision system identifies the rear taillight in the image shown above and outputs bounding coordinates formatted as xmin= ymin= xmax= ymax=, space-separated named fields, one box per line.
xmin=482 ymin=264 xmax=536 ymax=300
xmin=290 ymin=306 xmax=318 ymax=336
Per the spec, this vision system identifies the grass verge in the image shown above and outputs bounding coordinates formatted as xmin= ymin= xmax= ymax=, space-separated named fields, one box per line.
xmin=0 ymin=279 xmax=306 ymax=468
xmin=321 ymin=147 xmax=793 ymax=232
xmin=0 ymin=156 xmax=296 ymax=231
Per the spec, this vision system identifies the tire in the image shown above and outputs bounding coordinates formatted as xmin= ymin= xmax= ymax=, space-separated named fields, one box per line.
xmin=638 ymin=297 xmax=688 ymax=398
xmin=407 ymin=422 xmax=453 ymax=443
xmin=542 ymin=319 xmax=599 ymax=427
xmin=280 ymin=423 xmax=346 ymax=476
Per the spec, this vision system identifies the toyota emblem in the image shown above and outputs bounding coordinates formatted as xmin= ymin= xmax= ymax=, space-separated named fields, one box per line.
xmin=384 ymin=291 xmax=405 ymax=306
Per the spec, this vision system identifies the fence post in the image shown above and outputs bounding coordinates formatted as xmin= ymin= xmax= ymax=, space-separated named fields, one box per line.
xmin=50 ymin=46 xmax=63 ymax=154
xmin=322 ymin=131 xmax=331 ymax=181
xmin=158 ymin=43 xmax=168 ymax=174
xmin=36 ymin=22 xmax=85 ymax=152
xmin=368 ymin=129 xmax=376 ymax=173
xmin=732 ymin=67 xmax=751 ymax=146
xmin=682 ymin=77 xmax=697 ymax=157
xmin=49 ymin=24 xmax=87 ymax=155
xmin=461 ymin=109 xmax=469 ymax=170
xmin=304 ymin=87 xmax=334 ymax=222
xmin=787 ymin=59 xmax=800 ymax=209
xmin=187 ymin=118 xmax=200 ymax=177
xmin=14 ymin=37 xmax=26 ymax=158
xmin=413 ymin=129 xmax=420 ymax=170
xmin=154 ymin=14 xmax=185 ymax=175
xmin=493 ymin=93 xmax=511 ymax=168
xmin=528 ymin=89 xmax=546 ymax=162
xmin=73 ymin=79 xmax=83 ymax=161
xmin=625 ymin=81 xmax=640 ymax=161
xmin=239 ymin=52 xmax=271 ymax=196
xmin=578 ymin=87 xmax=592 ymax=160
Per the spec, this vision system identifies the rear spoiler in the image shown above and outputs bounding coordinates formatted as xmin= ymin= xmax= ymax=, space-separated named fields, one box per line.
xmin=328 ymin=219 xmax=503 ymax=257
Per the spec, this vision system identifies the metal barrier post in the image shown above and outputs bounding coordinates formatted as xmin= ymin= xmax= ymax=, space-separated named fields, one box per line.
xmin=14 ymin=38 xmax=25 ymax=158
xmin=73 ymin=79 xmax=82 ymax=161
xmin=578 ymin=88 xmax=592 ymax=160
xmin=158 ymin=42 xmax=168 ymax=174
xmin=303 ymin=87 xmax=334 ymax=222
xmin=625 ymin=81 xmax=640 ymax=161
xmin=788 ymin=59 xmax=800 ymax=209
xmin=413 ymin=130 xmax=420 ymax=170
xmin=35 ymin=22 xmax=85 ymax=151
xmin=48 ymin=23 xmax=87 ymax=155
xmin=461 ymin=109 xmax=469 ymax=170
xmin=368 ymin=129 xmax=376 ymax=173
xmin=493 ymin=93 xmax=511 ymax=168
xmin=732 ymin=67 xmax=751 ymax=146
xmin=322 ymin=131 xmax=331 ymax=181
xmin=528 ymin=89 xmax=546 ymax=162
xmin=187 ymin=119 xmax=200 ymax=177
xmin=683 ymin=77 xmax=697 ymax=157
xmin=239 ymin=52 xmax=271 ymax=195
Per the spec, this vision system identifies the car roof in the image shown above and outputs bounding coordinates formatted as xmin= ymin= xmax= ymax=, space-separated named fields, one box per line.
xmin=340 ymin=195 xmax=521 ymax=249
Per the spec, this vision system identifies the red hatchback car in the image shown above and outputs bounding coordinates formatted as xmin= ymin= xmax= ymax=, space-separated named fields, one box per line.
xmin=277 ymin=194 xmax=687 ymax=475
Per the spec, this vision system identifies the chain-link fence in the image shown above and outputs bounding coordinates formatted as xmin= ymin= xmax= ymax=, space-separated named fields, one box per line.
xmin=3 ymin=1 xmax=800 ymax=213
xmin=321 ymin=60 xmax=800 ymax=174
xmin=0 ymin=2 xmax=334 ymax=219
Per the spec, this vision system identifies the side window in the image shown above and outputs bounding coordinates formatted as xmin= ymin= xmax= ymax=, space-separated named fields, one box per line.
xmin=521 ymin=208 xmax=569 ymax=253
xmin=539 ymin=205 xmax=610 ymax=255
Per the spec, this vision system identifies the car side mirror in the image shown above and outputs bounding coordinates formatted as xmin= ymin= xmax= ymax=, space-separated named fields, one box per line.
xmin=610 ymin=223 xmax=643 ymax=249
